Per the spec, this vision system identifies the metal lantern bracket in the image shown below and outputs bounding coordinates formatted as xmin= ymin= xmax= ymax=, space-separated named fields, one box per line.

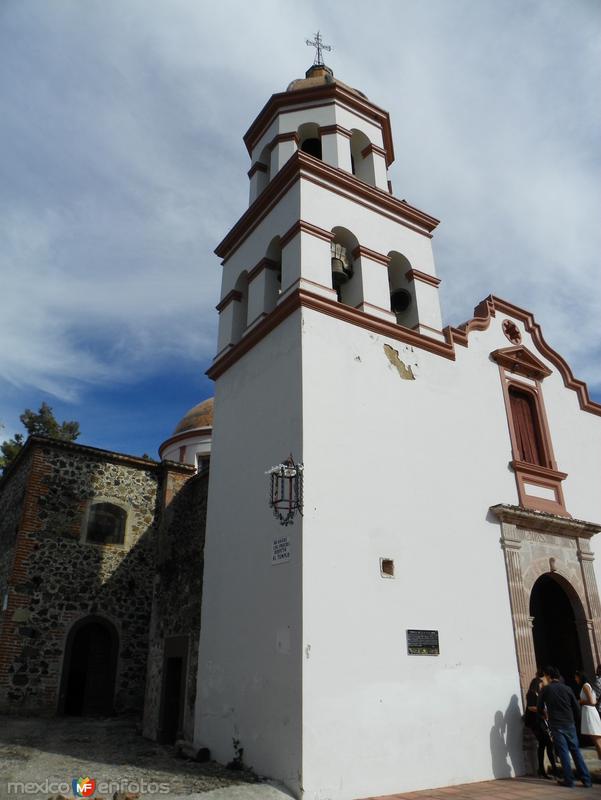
xmin=266 ymin=454 xmax=304 ymax=527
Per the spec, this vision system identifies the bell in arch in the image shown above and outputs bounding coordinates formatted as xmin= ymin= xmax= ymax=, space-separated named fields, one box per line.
xmin=330 ymin=242 xmax=353 ymax=289
xmin=390 ymin=288 xmax=412 ymax=313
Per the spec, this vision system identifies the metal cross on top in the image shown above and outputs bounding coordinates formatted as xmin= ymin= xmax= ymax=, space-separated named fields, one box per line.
xmin=306 ymin=31 xmax=332 ymax=66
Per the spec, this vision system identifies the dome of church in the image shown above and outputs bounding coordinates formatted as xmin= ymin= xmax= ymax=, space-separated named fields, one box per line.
xmin=173 ymin=398 xmax=214 ymax=434
xmin=286 ymin=64 xmax=367 ymax=99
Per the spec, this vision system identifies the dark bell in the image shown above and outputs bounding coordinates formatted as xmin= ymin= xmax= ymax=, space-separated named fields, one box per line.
xmin=331 ymin=258 xmax=352 ymax=287
xmin=390 ymin=288 xmax=412 ymax=313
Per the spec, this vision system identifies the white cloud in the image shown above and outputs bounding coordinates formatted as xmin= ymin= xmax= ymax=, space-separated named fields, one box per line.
xmin=0 ymin=0 xmax=599 ymax=420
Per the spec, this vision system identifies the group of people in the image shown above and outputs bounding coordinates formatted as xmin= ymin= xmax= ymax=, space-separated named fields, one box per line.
xmin=524 ymin=663 xmax=601 ymax=788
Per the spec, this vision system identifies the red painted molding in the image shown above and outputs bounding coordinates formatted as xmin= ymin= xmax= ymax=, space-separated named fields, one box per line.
xmin=405 ymin=268 xmax=441 ymax=288
xmin=209 ymin=289 xmax=601 ymax=420
xmin=215 ymin=151 xmax=439 ymax=260
xmin=361 ymin=142 xmax=387 ymax=159
xmin=280 ymin=219 xmax=334 ymax=249
xmin=268 ymin=131 xmax=299 ymax=151
xmin=248 ymin=257 xmax=279 ymax=283
xmin=243 ymin=82 xmax=395 ymax=166
xmin=158 ymin=427 xmax=212 ymax=459
xmin=447 ymin=295 xmax=601 ymax=417
xmin=319 ymin=123 xmax=352 ymax=139
xmin=215 ymin=289 xmax=242 ymax=313
xmin=247 ymin=161 xmax=268 ymax=179
xmin=207 ymin=287 xmax=456 ymax=380
xmin=491 ymin=346 xmax=552 ymax=381
xmin=352 ymin=245 xmax=390 ymax=266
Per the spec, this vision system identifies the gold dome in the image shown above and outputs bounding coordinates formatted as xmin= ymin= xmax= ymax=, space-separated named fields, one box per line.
xmin=286 ymin=64 xmax=367 ymax=99
xmin=173 ymin=398 xmax=214 ymax=434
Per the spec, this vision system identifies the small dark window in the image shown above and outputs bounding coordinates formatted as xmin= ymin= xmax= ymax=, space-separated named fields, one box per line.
xmin=301 ymin=137 xmax=322 ymax=160
xmin=509 ymin=387 xmax=546 ymax=466
xmin=380 ymin=558 xmax=395 ymax=578
xmin=86 ymin=503 xmax=126 ymax=545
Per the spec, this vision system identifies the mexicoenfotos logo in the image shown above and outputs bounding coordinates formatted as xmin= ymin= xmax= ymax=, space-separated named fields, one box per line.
xmin=72 ymin=777 xmax=96 ymax=797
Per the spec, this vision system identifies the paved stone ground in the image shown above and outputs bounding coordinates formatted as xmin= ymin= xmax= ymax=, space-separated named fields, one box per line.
xmin=1 ymin=715 xmax=599 ymax=800
xmin=0 ymin=715 xmax=289 ymax=800
xmin=366 ymin=775 xmax=598 ymax=799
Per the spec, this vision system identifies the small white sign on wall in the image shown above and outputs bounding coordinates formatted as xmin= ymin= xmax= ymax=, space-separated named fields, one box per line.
xmin=272 ymin=535 xmax=291 ymax=565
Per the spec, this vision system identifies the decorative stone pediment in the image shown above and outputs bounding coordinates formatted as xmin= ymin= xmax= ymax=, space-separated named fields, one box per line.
xmin=491 ymin=345 xmax=552 ymax=380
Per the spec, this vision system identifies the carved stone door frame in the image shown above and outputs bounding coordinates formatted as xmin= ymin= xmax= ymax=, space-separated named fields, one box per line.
xmin=490 ymin=504 xmax=601 ymax=703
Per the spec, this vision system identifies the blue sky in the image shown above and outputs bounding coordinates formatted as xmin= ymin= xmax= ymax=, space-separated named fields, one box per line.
xmin=1 ymin=0 xmax=600 ymax=458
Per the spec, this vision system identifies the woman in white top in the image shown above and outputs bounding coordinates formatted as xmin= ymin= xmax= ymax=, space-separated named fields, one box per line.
xmin=575 ymin=670 xmax=601 ymax=758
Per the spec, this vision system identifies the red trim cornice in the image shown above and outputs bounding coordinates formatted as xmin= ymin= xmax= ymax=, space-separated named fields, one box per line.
xmin=269 ymin=131 xmax=299 ymax=151
xmin=159 ymin=427 xmax=212 ymax=458
xmin=361 ymin=142 xmax=387 ymax=159
xmin=492 ymin=346 xmax=552 ymax=381
xmin=248 ymin=257 xmax=279 ymax=283
xmin=319 ymin=124 xmax=352 ymax=139
xmin=280 ymin=220 xmax=334 ymax=248
xmin=215 ymin=151 xmax=439 ymax=260
xmin=215 ymin=289 xmax=242 ymax=313
xmin=446 ymin=295 xmax=601 ymax=416
xmin=405 ymin=268 xmax=441 ymax=288
xmin=207 ymin=288 xmax=456 ymax=380
xmin=209 ymin=289 xmax=601 ymax=419
xmin=243 ymin=83 xmax=395 ymax=166
xmin=352 ymin=245 xmax=389 ymax=266
xmin=247 ymin=161 xmax=268 ymax=178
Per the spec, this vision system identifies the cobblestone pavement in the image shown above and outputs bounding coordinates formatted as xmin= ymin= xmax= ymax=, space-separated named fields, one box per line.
xmin=0 ymin=715 xmax=282 ymax=800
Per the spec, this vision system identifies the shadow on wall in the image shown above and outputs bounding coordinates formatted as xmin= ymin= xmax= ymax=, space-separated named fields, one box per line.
xmin=490 ymin=695 xmax=524 ymax=778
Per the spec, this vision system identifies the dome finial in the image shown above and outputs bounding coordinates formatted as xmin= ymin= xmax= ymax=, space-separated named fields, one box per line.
xmin=305 ymin=30 xmax=332 ymax=67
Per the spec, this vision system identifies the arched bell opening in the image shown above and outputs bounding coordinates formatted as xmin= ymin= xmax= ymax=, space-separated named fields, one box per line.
xmin=232 ymin=271 xmax=249 ymax=343
xmin=265 ymin=236 xmax=283 ymax=312
xmin=298 ymin=122 xmax=322 ymax=161
xmin=58 ymin=615 xmax=119 ymax=716
xmin=330 ymin=227 xmax=361 ymax=307
xmin=387 ymin=251 xmax=416 ymax=327
xmin=350 ymin=128 xmax=375 ymax=186
xmin=529 ymin=573 xmax=594 ymax=693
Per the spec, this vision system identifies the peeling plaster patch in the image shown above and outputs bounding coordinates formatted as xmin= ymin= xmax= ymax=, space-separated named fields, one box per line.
xmin=383 ymin=344 xmax=415 ymax=380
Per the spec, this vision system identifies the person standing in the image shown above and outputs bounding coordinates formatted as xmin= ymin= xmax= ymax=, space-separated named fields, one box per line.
xmin=592 ymin=664 xmax=601 ymax=713
xmin=575 ymin=670 xmax=601 ymax=759
xmin=537 ymin=665 xmax=592 ymax=788
xmin=524 ymin=676 xmax=557 ymax=778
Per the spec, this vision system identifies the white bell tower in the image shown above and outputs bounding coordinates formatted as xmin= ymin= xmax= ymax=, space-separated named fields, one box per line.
xmin=196 ymin=55 xmax=448 ymax=798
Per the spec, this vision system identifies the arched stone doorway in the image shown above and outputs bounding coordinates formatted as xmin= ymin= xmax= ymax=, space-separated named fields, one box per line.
xmin=530 ymin=574 xmax=592 ymax=691
xmin=59 ymin=616 xmax=118 ymax=715
xmin=491 ymin=504 xmax=601 ymax=702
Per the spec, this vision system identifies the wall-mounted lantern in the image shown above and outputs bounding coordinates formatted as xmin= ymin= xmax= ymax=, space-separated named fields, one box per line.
xmin=266 ymin=455 xmax=304 ymax=526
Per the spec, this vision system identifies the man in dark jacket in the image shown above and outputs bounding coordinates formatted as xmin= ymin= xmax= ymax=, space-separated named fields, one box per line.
xmin=537 ymin=665 xmax=592 ymax=788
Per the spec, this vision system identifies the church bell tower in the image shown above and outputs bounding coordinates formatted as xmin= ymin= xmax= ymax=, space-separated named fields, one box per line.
xmin=195 ymin=50 xmax=447 ymax=799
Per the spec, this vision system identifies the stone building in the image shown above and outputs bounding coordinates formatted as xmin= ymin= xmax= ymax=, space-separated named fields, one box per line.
xmin=0 ymin=434 xmax=194 ymax=717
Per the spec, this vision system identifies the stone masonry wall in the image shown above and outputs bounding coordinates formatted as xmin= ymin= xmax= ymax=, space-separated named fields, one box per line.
xmin=0 ymin=450 xmax=34 ymax=685
xmin=143 ymin=470 xmax=208 ymax=742
xmin=0 ymin=438 xmax=165 ymax=715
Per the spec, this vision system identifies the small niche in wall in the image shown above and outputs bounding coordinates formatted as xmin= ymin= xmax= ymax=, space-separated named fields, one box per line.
xmin=380 ymin=558 xmax=394 ymax=578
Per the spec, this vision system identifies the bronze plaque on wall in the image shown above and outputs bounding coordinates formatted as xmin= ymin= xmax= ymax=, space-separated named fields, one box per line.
xmin=406 ymin=629 xmax=439 ymax=656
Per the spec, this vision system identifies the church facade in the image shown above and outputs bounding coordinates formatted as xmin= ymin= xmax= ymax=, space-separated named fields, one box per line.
xmin=193 ymin=62 xmax=601 ymax=798
xmin=0 ymin=58 xmax=600 ymax=800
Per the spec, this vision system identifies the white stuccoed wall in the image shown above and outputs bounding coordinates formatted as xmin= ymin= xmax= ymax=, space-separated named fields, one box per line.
xmin=297 ymin=307 xmax=601 ymax=799
xmin=194 ymin=311 xmax=304 ymax=793
xmin=201 ymin=72 xmax=601 ymax=800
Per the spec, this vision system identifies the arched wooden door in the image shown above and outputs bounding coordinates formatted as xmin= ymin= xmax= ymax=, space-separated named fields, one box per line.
xmin=59 ymin=616 xmax=118 ymax=715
